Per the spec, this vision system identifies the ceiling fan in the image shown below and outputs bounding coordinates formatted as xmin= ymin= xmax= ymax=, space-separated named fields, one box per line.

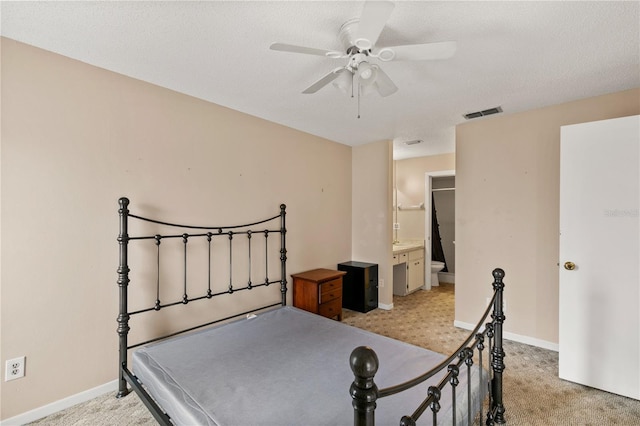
xmin=270 ymin=1 xmax=457 ymax=98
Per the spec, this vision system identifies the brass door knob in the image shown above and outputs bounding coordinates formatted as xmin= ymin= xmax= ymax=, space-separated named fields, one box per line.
xmin=564 ymin=261 xmax=576 ymax=271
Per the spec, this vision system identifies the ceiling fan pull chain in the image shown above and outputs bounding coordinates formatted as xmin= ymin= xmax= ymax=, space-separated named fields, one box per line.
xmin=351 ymin=72 xmax=355 ymax=98
xmin=357 ymin=83 xmax=361 ymax=119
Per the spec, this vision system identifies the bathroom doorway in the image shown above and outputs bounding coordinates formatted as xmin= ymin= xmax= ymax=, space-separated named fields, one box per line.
xmin=425 ymin=170 xmax=455 ymax=289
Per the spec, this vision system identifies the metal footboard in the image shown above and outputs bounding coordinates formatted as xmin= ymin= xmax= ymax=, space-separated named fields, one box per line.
xmin=351 ymin=268 xmax=506 ymax=426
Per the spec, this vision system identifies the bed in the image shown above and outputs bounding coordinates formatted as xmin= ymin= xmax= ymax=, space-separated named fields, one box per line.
xmin=116 ymin=198 xmax=506 ymax=425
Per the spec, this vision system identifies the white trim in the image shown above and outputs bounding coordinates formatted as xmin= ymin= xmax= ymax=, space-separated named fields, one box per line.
xmin=438 ymin=272 xmax=455 ymax=283
xmin=0 ymin=380 xmax=118 ymax=426
xmin=453 ymin=320 xmax=559 ymax=352
xmin=378 ymin=302 xmax=393 ymax=310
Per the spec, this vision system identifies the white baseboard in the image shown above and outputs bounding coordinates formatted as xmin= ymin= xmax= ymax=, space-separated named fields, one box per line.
xmin=438 ymin=272 xmax=455 ymax=283
xmin=0 ymin=380 xmax=118 ymax=426
xmin=453 ymin=320 xmax=559 ymax=352
xmin=378 ymin=302 xmax=393 ymax=310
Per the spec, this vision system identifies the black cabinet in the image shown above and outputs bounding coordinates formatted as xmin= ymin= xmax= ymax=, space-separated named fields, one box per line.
xmin=337 ymin=261 xmax=378 ymax=313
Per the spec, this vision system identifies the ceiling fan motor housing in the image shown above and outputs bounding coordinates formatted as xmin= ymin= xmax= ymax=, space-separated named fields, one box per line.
xmin=340 ymin=18 xmax=366 ymax=54
xmin=339 ymin=18 xmax=394 ymax=62
xmin=349 ymin=53 xmax=368 ymax=69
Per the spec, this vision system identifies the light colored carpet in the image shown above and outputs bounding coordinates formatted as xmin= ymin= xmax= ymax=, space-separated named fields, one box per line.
xmin=29 ymin=284 xmax=640 ymax=425
xmin=345 ymin=285 xmax=640 ymax=425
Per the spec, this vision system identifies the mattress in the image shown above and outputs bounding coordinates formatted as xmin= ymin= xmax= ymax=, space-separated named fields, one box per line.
xmin=133 ymin=306 xmax=486 ymax=425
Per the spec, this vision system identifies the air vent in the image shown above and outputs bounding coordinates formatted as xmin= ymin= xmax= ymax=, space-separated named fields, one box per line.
xmin=463 ymin=106 xmax=503 ymax=120
xmin=404 ymin=139 xmax=423 ymax=145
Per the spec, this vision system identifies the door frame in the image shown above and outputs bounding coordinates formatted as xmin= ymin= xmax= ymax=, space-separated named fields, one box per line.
xmin=425 ymin=169 xmax=455 ymax=289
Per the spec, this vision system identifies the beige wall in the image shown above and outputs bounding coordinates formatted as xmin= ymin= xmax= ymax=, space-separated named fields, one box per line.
xmin=0 ymin=38 xmax=352 ymax=419
xmin=394 ymin=153 xmax=456 ymax=241
xmin=352 ymin=141 xmax=393 ymax=307
xmin=455 ymin=88 xmax=640 ymax=345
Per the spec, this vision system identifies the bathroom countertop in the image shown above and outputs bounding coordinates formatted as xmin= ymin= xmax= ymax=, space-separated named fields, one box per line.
xmin=392 ymin=241 xmax=425 ymax=255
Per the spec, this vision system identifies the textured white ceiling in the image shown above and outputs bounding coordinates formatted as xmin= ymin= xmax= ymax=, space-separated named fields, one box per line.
xmin=2 ymin=1 xmax=639 ymax=159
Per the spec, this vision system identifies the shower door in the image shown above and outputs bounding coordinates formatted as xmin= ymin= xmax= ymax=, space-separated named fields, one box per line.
xmin=559 ymin=115 xmax=639 ymax=399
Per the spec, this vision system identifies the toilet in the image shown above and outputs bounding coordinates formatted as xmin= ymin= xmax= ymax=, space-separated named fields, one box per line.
xmin=430 ymin=261 xmax=445 ymax=286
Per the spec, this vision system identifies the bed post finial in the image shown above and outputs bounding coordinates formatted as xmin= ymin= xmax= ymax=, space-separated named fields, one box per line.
xmin=350 ymin=346 xmax=378 ymax=426
xmin=490 ymin=268 xmax=506 ymax=424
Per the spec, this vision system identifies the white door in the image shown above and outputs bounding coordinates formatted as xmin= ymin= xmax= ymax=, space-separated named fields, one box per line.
xmin=559 ymin=115 xmax=640 ymax=400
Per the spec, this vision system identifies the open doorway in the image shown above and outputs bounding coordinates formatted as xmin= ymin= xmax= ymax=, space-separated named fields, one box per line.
xmin=425 ymin=170 xmax=455 ymax=289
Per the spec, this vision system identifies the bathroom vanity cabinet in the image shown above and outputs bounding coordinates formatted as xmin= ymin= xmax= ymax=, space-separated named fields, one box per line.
xmin=407 ymin=249 xmax=424 ymax=293
xmin=393 ymin=247 xmax=425 ymax=296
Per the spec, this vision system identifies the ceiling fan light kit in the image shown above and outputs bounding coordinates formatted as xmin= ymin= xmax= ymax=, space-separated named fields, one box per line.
xmin=358 ymin=64 xmax=375 ymax=82
xmin=332 ymin=71 xmax=353 ymax=95
xmin=270 ymin=0 xmax=457 ymax=116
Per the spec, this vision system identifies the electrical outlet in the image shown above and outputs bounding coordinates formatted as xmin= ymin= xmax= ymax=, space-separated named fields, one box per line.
xmin=5 ymin=356 xmax=25 ymax=381
xmin=393 ymin=223 xmax=400 ymax=230
xmin=378 ymin=278 xmax=384 ymax=288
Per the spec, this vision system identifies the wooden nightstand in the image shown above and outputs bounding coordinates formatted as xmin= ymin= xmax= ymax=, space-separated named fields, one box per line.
xmin=292 ymin=268 xmax=346 ymax=321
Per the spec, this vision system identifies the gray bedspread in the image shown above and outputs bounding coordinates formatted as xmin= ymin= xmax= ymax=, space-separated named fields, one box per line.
xmin=133 ymin=306 xmax=486 ymax=425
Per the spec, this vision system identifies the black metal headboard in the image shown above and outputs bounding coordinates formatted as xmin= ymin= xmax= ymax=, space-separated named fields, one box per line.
xmin=116 ymin=197 xmax=287 ymax=404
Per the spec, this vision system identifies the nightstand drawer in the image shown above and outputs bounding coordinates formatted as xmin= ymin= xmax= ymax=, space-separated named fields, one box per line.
xmin=319 ymin=279 xmax=342 ymax=303
xmin=319 ymin=298 xmax=342 ymax=319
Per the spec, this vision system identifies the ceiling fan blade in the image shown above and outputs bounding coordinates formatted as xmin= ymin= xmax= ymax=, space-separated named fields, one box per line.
xmin=270 ymin=42 xmax=343 ymax=58
xmin=374 ymin=41 xmax=457 ymax=61
xmin=372 ymin=65 xmax=398 ymax=97
xmin=302 ymin=68 xmax=347 ymax=94
xmin=354 ymin=1 xmax=395 ymax=50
